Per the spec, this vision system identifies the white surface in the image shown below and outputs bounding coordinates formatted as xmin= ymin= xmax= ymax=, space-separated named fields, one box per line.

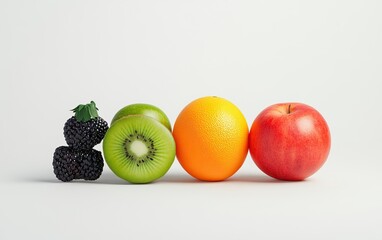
xmin=1 ymin=0 xmax=381 ymax=239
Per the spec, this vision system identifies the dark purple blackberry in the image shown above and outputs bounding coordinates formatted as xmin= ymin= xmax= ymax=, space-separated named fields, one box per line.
xmin=78 ymin=149 xmax=104 ymax=180
xmin=53 ymin=146 xmax=104 ymax=182
xmin=52 ymin=146 xmax=77 ymax=182
xmin=63 ymin=101 xmax=109 ymax=150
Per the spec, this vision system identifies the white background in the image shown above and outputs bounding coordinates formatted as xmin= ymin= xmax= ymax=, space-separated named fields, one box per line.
xmin=1 ymin=0 xmax=381 ymax=239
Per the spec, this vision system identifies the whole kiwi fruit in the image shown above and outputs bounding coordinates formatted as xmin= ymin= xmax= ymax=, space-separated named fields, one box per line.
xmin=111 ymin=103 xmax=172 ymax=131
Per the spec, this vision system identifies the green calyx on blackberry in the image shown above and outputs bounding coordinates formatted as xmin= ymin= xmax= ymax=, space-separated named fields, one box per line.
xmin=103 ymin=115 xmax=176 ymax=184
xmin=53 ymin=146 xmax=104 ymax=182
xmin=64 ymin=101 xmax=109 ymax=150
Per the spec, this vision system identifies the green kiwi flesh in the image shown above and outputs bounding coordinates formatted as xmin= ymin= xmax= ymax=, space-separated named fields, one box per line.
xmin=111 ymin=103 xmax=172 ymax=131
xmin=103 ymin=115 xmax=175 ymax=183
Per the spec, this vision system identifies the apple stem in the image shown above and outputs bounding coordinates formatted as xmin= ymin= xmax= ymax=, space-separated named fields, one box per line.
xmin=287 ymin=104 xmax=291 ymax=114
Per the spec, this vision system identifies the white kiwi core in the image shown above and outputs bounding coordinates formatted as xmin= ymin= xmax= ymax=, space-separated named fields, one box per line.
xmin=130 ymin=140 xmax=149 ymax=157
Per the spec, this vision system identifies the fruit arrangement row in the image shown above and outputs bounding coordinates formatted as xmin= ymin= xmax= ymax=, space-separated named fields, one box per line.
xmin=52 ymin=96 xmax=331 ymax=183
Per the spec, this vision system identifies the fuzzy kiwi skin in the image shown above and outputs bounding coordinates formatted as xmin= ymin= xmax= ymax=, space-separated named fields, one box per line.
xmin=103 ymin=115 xmax=176 ymax=184
xmin=111 ymin=103 xmax=172 ymax=131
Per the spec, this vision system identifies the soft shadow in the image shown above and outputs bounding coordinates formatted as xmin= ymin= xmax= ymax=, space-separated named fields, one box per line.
xmin=91 ymin=172 xmax=131 ymax=185
xmin=227 ymin=173 xmax=311 ymax=183
xmin=158 ymin=173 xmax=200 ymax=183
xmin=27 ymin=172 xmax=198 ymax=185
xmin=25 ymin=172 xmax=310 ymax=185
xmin=25 ymin=171 xmax=130 ymax=185
xmin=227 ymin=174 xmax=281 ymax=183
xmin=158 ymin=173 xmax=282 ymax=184
xmin=157 ymin=173 xmax=306 ymax=184
xmin=24 ymin=178 xmax=58 ymax=184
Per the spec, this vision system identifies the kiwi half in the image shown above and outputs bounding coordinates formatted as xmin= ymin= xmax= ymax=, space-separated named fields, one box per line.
xmin=103 ymin=115 xmax=175 ymax=183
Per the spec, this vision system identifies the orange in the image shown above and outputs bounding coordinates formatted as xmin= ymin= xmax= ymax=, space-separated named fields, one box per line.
xmin=173 ymin=96 xmax=248 ymax=181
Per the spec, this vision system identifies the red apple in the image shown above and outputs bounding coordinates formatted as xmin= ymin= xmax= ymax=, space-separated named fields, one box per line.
xmin=249 ymin=103 xmax=331 ymax=181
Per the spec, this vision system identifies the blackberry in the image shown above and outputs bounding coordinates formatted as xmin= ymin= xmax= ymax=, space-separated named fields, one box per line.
xmin=53 ymin=146 xmax=104 ymax=182
xmin=64 ymin=101 xmax=109 ymax=150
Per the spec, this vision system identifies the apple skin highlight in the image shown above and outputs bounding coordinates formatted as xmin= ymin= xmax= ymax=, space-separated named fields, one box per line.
xmin=249 ymin=103 xmax=331 ymax=181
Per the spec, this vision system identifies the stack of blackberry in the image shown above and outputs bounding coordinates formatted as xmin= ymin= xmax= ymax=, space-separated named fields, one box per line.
xmin=53 ymin=101 xmax=109 ymax=182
